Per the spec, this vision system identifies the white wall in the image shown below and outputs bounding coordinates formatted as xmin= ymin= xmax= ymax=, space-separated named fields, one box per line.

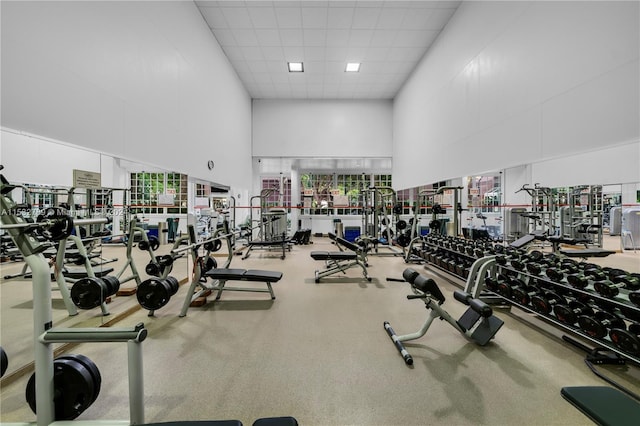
xmin=252 ymin=99 xmax=393 ymax=158
xmin=393 ymin=1 xmax=639 ymax=190
xmin=1 ymin=0 xmax=252 ymax=191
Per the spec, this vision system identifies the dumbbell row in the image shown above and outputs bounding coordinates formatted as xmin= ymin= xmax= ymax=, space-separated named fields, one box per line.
xmin=496 ymin=251 xmax=640 ymax=303
xmin=485 ymin=275 xmax=640 ymax=356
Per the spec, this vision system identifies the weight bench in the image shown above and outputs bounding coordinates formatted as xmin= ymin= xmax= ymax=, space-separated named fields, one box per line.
xmin=242 ymin=238 xmax=291 ymax=260
xmin=561 ymin=386 xmax=640 ymax=426
xmin=310 ymin=236 xmax=370 ymax=283
xmin=559 ymin=248 xmax=616 ymax=258
xmin=202 ymin=268 xmax=282 ymax=301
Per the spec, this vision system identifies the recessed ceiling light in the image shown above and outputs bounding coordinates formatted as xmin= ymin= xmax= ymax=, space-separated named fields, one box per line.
xmin=345 ymin=62 xmax=360 ymax=72
xmin=288 ymin=62 xmax=304 ymax=72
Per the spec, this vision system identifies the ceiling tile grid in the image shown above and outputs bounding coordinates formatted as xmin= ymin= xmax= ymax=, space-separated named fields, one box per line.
xmin=196 ymin=0 xmax=461 ymax=99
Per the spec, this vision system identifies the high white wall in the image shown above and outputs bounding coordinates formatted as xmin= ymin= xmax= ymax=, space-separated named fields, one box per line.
xmin=1 ymin=0 xmax=252 ymax=191
xmin=393 ymin=1 xmax=639 ymax=190
xmin=252 ymin=99 xmax=393 ymax=158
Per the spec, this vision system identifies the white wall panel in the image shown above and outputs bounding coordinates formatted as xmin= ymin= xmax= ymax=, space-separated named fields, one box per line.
xmin=393 ymin=1 xmax=640 ymax=191
xmin=541 ymin=61 xmax=640 ymax=158
xmin=252 ymin=100 xmax=393 ymax=158
xmin=1 ymin=130 xmax=101 ymax=187
xmin=1 ymin=1 xmax=252 ymax=191
xmin=531 ymin=142 xmax=640 ymax=188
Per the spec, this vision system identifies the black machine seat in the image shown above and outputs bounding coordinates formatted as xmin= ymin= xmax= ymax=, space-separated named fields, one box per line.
xmin=561 ymin=386 xmax=640 ymax=426
xmin=310 ymin=251 xmax=357 ymax=261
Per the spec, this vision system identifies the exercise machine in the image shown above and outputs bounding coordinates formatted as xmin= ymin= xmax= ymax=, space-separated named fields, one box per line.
xmin=384 ymin=268 xmax=503 ymax=365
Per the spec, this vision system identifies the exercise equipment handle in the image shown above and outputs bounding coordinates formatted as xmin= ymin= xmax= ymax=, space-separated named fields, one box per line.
xmin=40 ymin=323 xmax=147 ymax=343
xmin=407 ymin=294 xmax=427 ymax=300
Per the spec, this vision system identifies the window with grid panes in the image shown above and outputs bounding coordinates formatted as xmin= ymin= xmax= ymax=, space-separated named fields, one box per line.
xmin=300 ymin=174 xmax=333 ymax=214
xmin=129 ymin=172 xmax=187 ymax=214
xmin=335 ymin=174 xmax=363 ymax=215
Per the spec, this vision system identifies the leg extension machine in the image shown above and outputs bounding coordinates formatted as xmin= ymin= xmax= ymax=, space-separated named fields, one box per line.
xmin=384 ymin=268 xmax=504 ymax=365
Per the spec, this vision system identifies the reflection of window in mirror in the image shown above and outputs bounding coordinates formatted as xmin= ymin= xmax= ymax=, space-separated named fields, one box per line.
xmin=467 ymin=175 xmax=501 ymax=213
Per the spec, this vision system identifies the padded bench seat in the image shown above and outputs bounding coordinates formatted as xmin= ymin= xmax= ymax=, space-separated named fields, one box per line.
xmin=310 ymin=251 xmax=357 ymax=261
xmin=205 ymin=268 xmax=283 ymax=282
xmin=559 ymin=248 xmax=616 ymax=258
xmin=561 ymin=386 xmax=640 ymax=426
xmin=203 ymin=268 xmax=283 ymax=301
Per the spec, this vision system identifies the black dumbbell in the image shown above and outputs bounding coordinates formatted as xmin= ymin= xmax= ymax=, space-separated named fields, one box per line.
xmin=510 ymin=250 xmax=544 ymax=271
xmin=630 ymin=291 xmax=640 ymax=307
xmin=531 ymin=290 xmax=567 ymax=315
xmin=138 ymin=235 xmax=160 ymax=251
xmin=511 ymin=282 xmax=542 ymax=306
xmin=70 ymin=276 xmax=120 ymax=309
xmin=136 ymin=276 xmax=179 ymax=311
xmin=145 ymin=255 xmax=174 ymax=277
xmin=553 ymin=300 xmax=594 ymax=325
xmin=583 ymin=264 xmax=607 ymax=282
xmin=578 ymin=310 xmax=626 ymax=339
xmin=545 ymin=259 xmax=580 ymax=282
xmin=609 ymin=323 xmax=640 ymax=356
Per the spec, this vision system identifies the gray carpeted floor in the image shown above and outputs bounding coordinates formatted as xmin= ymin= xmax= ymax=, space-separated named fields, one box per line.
xmin=1 ymin=236 xmax=639 ymax=425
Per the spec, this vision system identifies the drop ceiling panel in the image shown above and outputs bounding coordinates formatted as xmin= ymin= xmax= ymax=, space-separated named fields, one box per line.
xmin=197 ymin=0 xmax=461 ymax=99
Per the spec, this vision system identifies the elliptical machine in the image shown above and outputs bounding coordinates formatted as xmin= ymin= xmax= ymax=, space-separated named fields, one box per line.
xmin=384 ymin=268 xmax=504 ymax=365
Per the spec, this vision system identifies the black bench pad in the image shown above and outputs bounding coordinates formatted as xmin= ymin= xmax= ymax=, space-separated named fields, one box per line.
xmin=205 ymin=268 xmax=282 ymax=282
xmin=561 ymin=386 xmax=640 ymax=426
xmin=559 ymin=249 xmax=616 ymax=258
xmin=248 ymin=240 xmax=289 ymax=246
xmin=311 ymin=251 xmax=357 ymax=261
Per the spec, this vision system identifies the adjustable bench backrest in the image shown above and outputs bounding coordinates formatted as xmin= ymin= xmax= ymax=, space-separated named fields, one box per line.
xmin=336 ymin=236 xmax=361 ymax=253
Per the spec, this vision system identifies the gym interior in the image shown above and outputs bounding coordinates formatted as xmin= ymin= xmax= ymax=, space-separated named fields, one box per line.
xmin=1 ymin=1 xmax=639 ymax=425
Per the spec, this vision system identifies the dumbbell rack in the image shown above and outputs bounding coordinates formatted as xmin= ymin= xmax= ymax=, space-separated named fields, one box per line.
xmin=418 ymin=235 xmax=489 ymax=281
xmin=489 ymin=262 xmax=640 ymax=365
xmin=415 ymin=232 xmax=640 ymax=364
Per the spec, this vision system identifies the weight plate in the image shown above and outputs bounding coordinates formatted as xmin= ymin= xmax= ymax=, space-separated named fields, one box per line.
xmin=70 ymin=277 xmax=106 ymax=310
xmin=609 ymin=328 xmax=640 ymax=356
xmin=1 ymin=346 xmax=7 ymax=378
xmin=25 ymin=358 xmax=97 ymax=420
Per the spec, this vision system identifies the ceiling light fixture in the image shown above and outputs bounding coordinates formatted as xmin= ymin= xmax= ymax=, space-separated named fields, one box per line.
xmin=345 ymin=62 xmax=360 ymax=72
xmin=288 ymin=62 xmax=304 ymax=72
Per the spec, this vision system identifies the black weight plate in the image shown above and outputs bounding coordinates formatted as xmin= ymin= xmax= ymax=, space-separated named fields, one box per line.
xmin=102 ymin=276 xmax=120 ymax=296
xmin=553 ymin=304 xmax=577 ymax=325
xmin=145 ymin=262 xmax=161 ymax=277
xmin=148 ymin=236 xmax=160 ymax=251
xmin=204 ymin=256 xmax=217 ymax=272
xmin=165 ymin=276 xmax=180 ymax=295
xmin=70 ymin=277 xmax=106 ymax=310
xmin=396 ymin=220 xmax=407 ymax=230
xmin=1 ymin=346 xmax=7 ymax=378
xmin=136 ymin=279 xmax=173 ymax=310
xmin=577 ymin=315 xmax=607 ymax=339
xmin=138 ymin=240 xmax=149 ymax=251
xmin=609 ymin=328 xmax=640 ymax=356
xmin=25 ymin=358 xmax=96 ymax=420
xmin=526 ymin=262 xmax=542 ymax=275
xmin=531 ymin=295 xmax=552 ymax=314
xmin=57 ymin=354 xmax=101 ymax=403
